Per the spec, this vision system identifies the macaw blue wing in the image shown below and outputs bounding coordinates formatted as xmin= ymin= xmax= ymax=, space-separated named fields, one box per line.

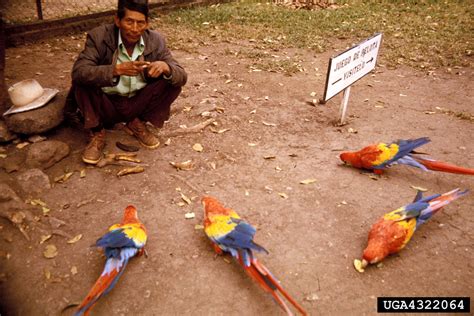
xmin=379 ymin=137 xmax=430 ymax=168
xmin=395 ymin=190 xmax=442 ymax=228
xmin=216 ymin=220 xmax=256 ymax=250
xmin=96 ymin=228 xmax=137 ymax=249
xmin=216 ymin=219 xmax=268 ymax=266
xmin=417 ymin=193 xmax=441 ymax=203
xmin=412 ymin=190 xmax=424 ymax=202
xmin=395 ymin=202 xmax=428 ymax=221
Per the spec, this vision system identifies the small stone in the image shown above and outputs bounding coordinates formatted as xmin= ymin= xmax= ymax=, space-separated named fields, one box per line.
xmin=25 ymin=140 xmax=70 ymax=169
xmin=305 ymin=293 xmax=319 ymax=301
xmin=184 ymin=212 xmax=195 ymax=219
xmin=192 ymin=143 xmax=203 ymax=152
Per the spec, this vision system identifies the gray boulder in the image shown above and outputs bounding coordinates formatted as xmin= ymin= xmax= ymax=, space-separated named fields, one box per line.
xmin=4 ymin=92 xmax=65 ymax=135
xmin=16 ymin=168 xmax=51 ymax=197
xmin=25 ymin=140 xmax=70 ymax=169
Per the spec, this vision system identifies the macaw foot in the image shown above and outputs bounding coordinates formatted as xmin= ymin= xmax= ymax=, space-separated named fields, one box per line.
xmin=213 ymin=243 xmax=223 ymax=255
xmin=138 ymin=248 xmax=149 ymax=258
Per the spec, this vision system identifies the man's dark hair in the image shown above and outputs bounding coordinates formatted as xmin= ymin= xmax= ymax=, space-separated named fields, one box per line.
xmin=117 ymin=0 xmax=149 ymax=19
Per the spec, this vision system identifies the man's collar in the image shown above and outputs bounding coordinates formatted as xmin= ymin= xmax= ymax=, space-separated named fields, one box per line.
xmin=118 ymin=31 xmax=145 ymax=49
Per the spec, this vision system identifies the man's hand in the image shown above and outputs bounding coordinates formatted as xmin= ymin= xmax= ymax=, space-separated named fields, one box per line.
xmin=113 ymin=61 xmax=150 ymax=76
xmin=147 ymin=61 xmax=171 ymax=78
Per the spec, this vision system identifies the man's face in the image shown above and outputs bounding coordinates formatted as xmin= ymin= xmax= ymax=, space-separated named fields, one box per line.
xmin=115 ymin=8 xmax=148 ymax=46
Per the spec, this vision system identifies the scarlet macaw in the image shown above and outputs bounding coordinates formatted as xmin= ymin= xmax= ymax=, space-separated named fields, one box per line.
xmin=358 ymin=188 xmax=468 ymax=271
xmin=340 ymin=137 xmax=474 ymax=175
xmin=202 ymin=196 xmax=308 ymax=316
xmin=75 ymin=205 xmax=147 ymax=315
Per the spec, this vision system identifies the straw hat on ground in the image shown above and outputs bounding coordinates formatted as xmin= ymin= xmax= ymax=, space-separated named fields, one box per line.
xmin=3 ymin=79 xmax=59 ymax=116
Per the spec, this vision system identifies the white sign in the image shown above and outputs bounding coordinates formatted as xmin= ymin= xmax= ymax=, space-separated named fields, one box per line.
xmin=323 ymin=33 xmax=382 ymax=101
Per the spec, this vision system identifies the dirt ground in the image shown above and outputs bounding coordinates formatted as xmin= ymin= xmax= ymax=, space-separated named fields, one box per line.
xmin=1 ymin=27 xmax=473 ymax=316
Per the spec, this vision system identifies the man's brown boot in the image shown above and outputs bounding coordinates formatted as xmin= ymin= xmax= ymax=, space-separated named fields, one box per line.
xmin=126 ymin=118 xmax=160 ymax=149
xmin=82 ymin=129 xmax=106 ymax=164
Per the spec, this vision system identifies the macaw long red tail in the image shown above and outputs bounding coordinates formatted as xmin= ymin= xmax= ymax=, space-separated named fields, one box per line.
xmin=75 ymin=258 xmax=128 ymax=316
xmin=239 ymin=258 xmax=308 ymax=316
xmin=414 ymin=157 xmax=474 ymax=175
xmin=422 ymin=188 xmax=469 ymax=219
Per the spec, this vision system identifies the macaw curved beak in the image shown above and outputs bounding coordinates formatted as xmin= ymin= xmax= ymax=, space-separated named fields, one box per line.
xmin=361 ymin=259 xmax=368 ymax=269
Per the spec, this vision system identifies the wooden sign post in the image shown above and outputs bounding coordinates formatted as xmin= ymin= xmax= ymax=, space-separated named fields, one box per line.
xmin=322 ymin=33 xmax=383 ymax=124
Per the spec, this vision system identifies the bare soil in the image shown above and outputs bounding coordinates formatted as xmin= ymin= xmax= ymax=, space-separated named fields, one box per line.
xmin=1 ymin=30 xmax=473 ymax=316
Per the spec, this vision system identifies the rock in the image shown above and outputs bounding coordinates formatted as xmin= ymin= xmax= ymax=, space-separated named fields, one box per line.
xmin=0 ymin=120 xmax=16 ymax=143
xmin=4 ymin=92 xmax=65 ymax=135
xmin=305 ymin=293 xmax=320 ymax=302
xmin=0 ymin=183 xmax=20 ymax=203
xmin=16 ymin=168 xmax=51 ymax=197
xmin=0 ymin=151 xmax=24 ymax=173
xmin=25 ymin=140 xmax=70 ymax=169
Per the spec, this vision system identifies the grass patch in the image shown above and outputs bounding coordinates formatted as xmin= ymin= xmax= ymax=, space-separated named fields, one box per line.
xmin=224 ymin=48 xmax=270 ymax=59
xmin=152 ymin=0 xmax=473 ymax=70
xmin=252 ymin=59 xmax=304 ymax=75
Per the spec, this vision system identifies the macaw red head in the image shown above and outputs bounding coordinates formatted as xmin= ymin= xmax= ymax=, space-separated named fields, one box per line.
xmin=201 ymin=196 xmax=230 ymax=219
xmin=362 ymin=238 xmax=390 ymax=268
xmin=340 ymin=151 xmax=362 ymax=168
xmin=122 ymin=205 xmax=140 ymax=224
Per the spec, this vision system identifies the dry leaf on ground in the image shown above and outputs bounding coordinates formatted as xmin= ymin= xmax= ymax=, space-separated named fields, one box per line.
xmin=117 ymin=166 xmax=145 ymax=177
xmin=210 ymin=128 xmax=230 ymax=134
xmin=410 ymin=185 xmax=428 ymax=192
xmin=170 ymin=160 xmax=195 ymax=171
xmin=43 ymin=245 xmax=58 ymax=259
xmin=39 ymin=235 xmax=52 ymax=244
xmin=300 ymin=178 xmax=317 ymax=185
xmin=180 ymin=193 xmax=192 ymax=205
xmin=278 ymin=192 xmax=288 ymax=199
xmin=67 ymin=234 xmax=82 ymax=244
xmin=16 ymin=142 xmax=30 ymax=149
xmin=354 ymin=259 xmax=365 ymax=273
xmin=54 ymin=172 xmax=74 ymax=183
xmin=30 ymin=199 xmax=47 ymax=207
